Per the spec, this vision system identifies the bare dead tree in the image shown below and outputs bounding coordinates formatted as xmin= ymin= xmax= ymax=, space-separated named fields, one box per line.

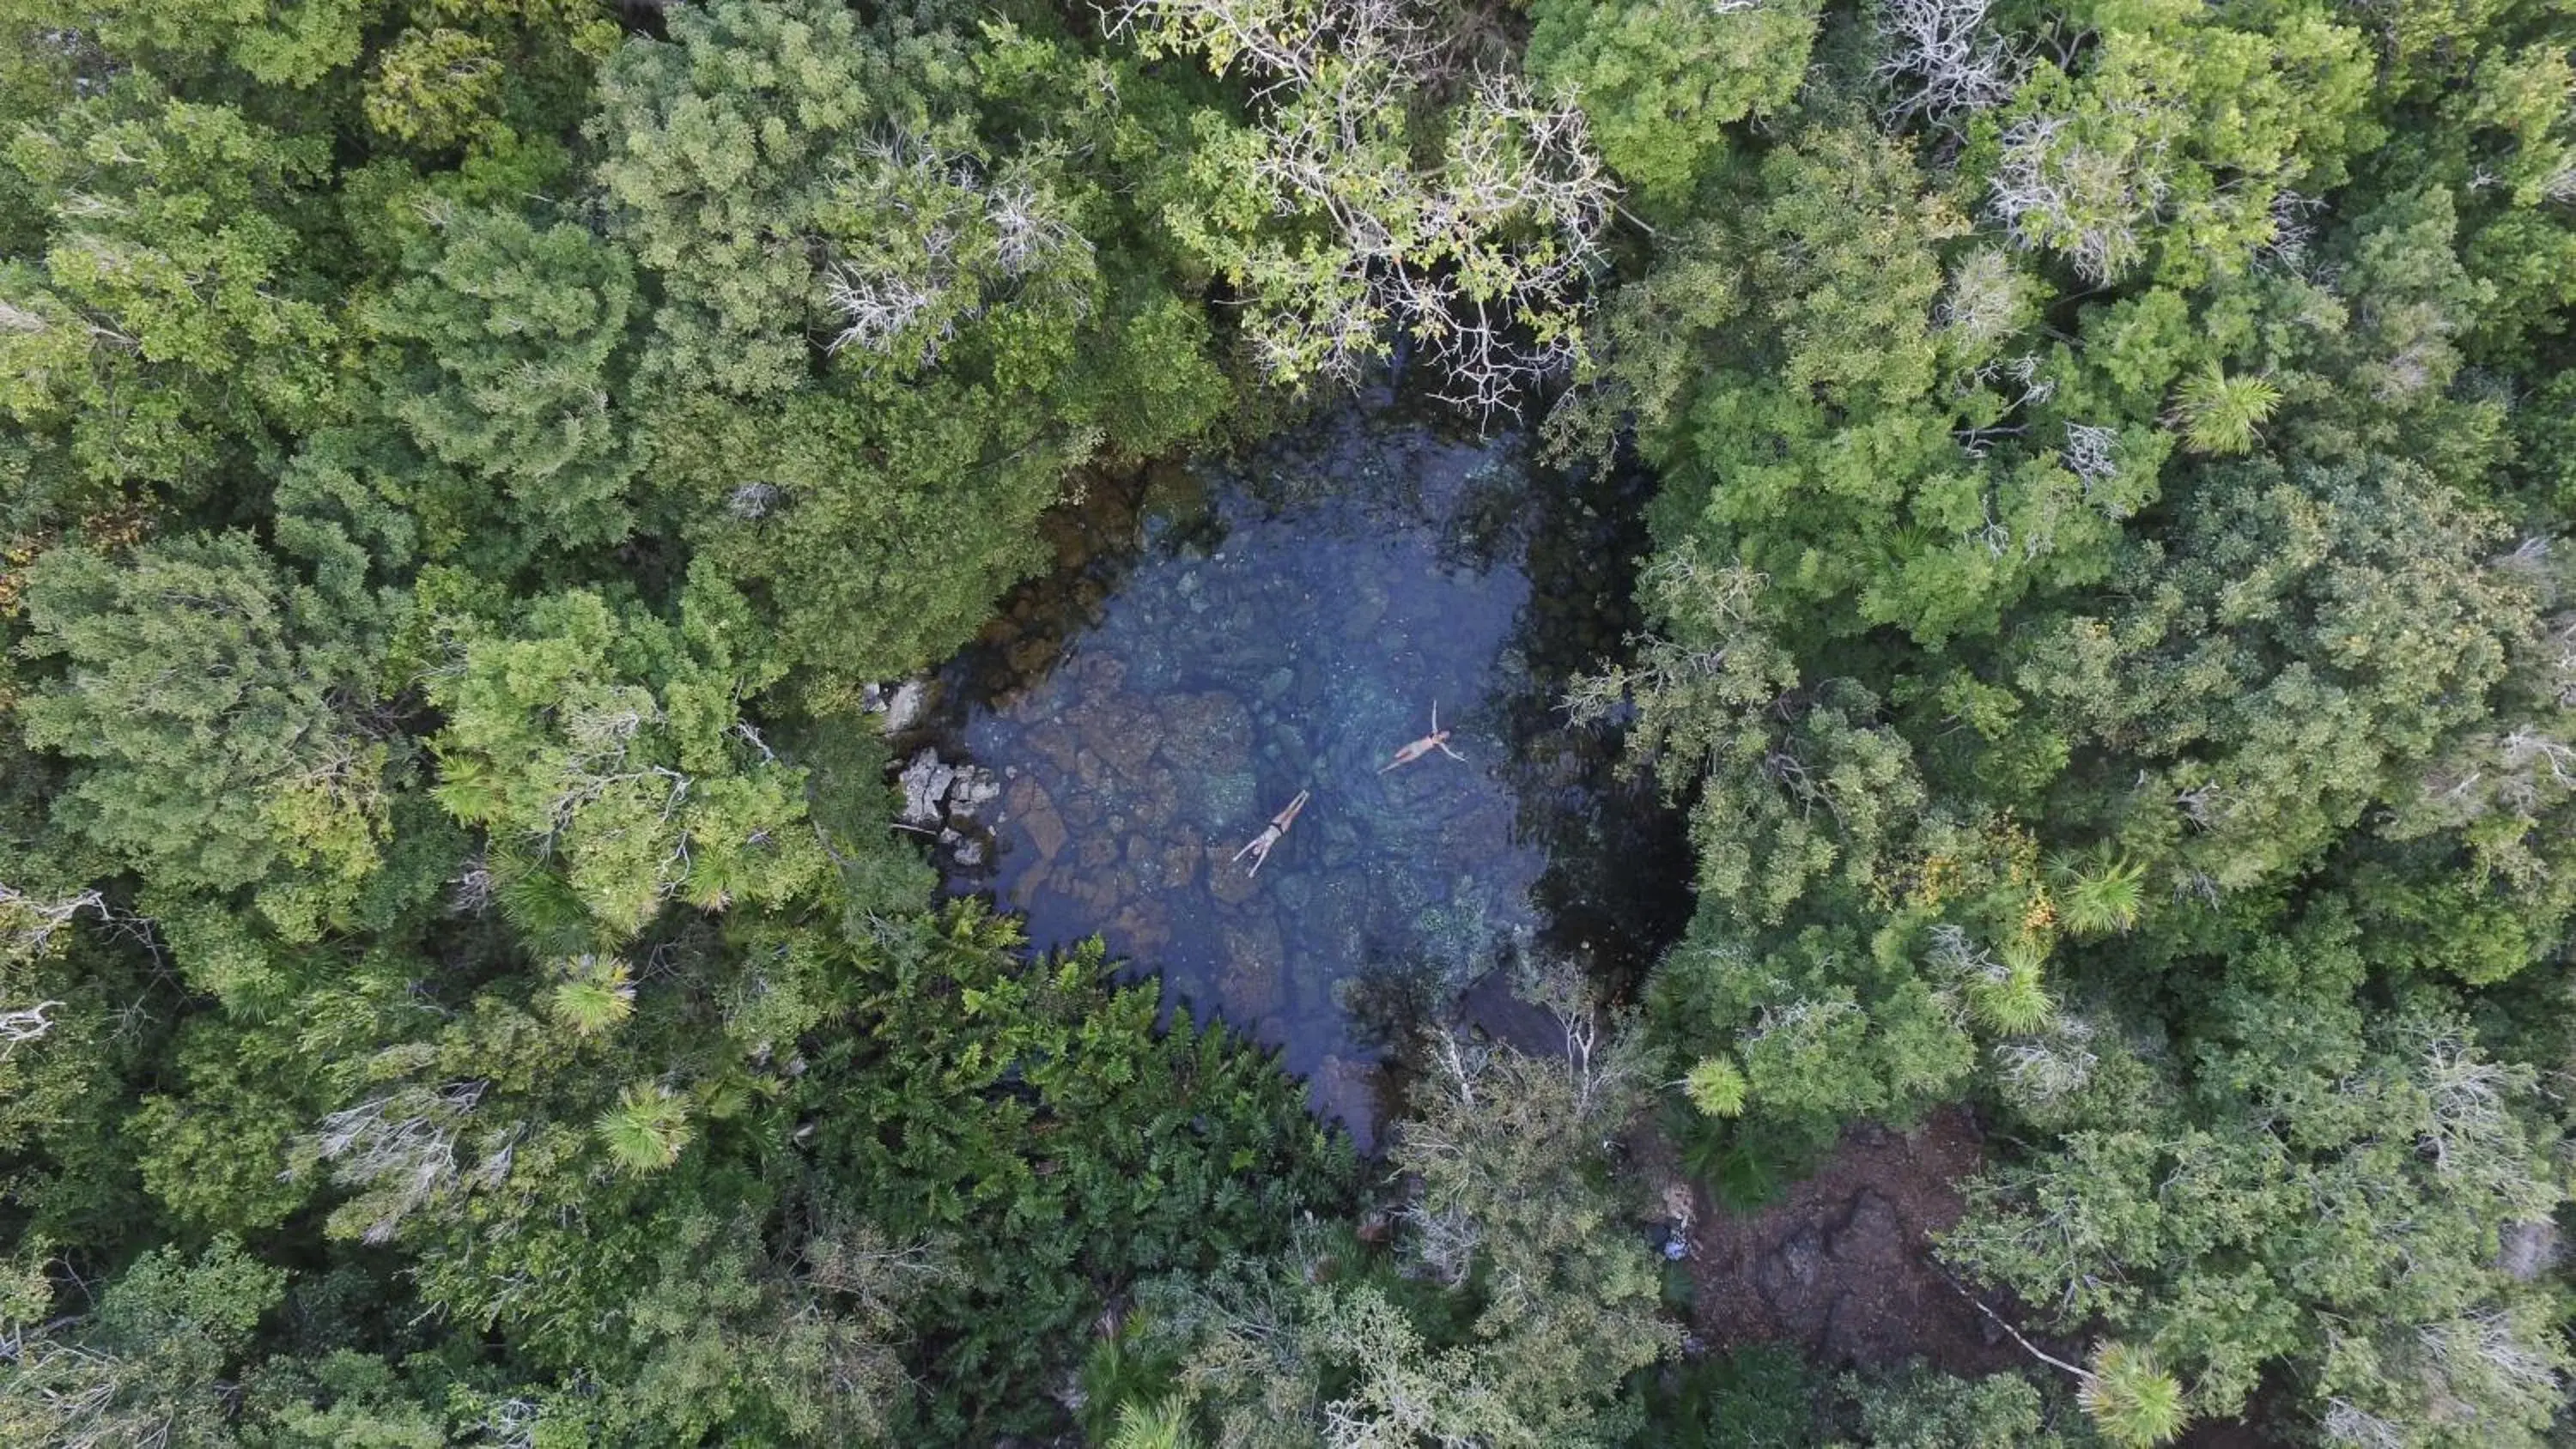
xmin=2256 ymin=188 xmax=2324 ymax=274
xmin=2418 ymin=1310 xmax=2565 ymax=1414
xmin=823 ymin=264 xmax=947 ymax=360
xmin=1992 ymin=1016 xmax=2099 ymax=1110
xmin=2320 ymin=1397 xmax=2405 ymax=1449
xmin=1103 ymin=0 xmax=1615 ymax=419
xmin=1400 ymin=1198 xmax=1484 ymax=1288
xmin=2063 ymin=420 xmax=2119 ymax=489
xmin=1104 ymin=0 xmax=1441 ymax=86
xmin=821 ymin=135 xmax=1091 ymax=368
xmin=725 ymin=481 xmax=781 ymax=521
xmin=482 ymin=1397 xmax=543 ymax=1449
xmin=1988 ymin=110 xmax=2172 ymax=284
xmin=0 ymin=1000 xmax=65 ymax=1058
xmin=311 ymin=1082 xmax=489 ymax=1245
xmin=0 ymin=882 xmax=105 ymax=959
xmin=447 ymin=850 xmax=495 ymax=917
xmin=1935 ymin=246 xmax=2024 ymax=349
xmin=1873 ymin=0 xmax=2023 ymax=130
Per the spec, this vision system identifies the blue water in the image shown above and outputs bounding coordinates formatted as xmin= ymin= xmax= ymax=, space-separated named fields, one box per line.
xmin=934 ymin=403 xmax=1686 ymax=1143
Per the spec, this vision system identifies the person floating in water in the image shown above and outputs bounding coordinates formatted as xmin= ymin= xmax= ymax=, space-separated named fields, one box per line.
xmin=1231 ymin=790 xmax=1310 ymax=877
xmin=1379 ymin=702 xmax=1467 ymax=773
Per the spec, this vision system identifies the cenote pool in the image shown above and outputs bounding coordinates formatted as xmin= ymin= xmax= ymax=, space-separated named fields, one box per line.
xmin=915 ymin=399 xmax=1692 ymax=1145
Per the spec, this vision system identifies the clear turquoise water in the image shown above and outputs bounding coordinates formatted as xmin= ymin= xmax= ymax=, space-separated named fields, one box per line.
xmin=934 ymin=401 xmax=1689 ymax=1144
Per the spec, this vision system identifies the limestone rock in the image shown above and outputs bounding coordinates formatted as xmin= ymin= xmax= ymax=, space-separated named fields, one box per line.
xmin=1157 ymin=840 xmax=1201 ymax=890
xmin=898 ymin=749 xmax=956 ymax=828
xmin=1107 ymin=898 xmax=1172 ymax=955
xmin=881 ymin=678 xmax=934 ymax=734
xmin=945 ymin=764 xmax=1003 ymax=821
xmin=1156 ymin=691 xmax=1253 ymax=778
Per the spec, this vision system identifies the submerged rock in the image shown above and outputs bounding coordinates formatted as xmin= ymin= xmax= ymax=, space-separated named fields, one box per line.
xmin=1157 ymin=840 xmax=1201 ymax=890
xmin=1005 ymin=776 xmax=1070 ymax=862
xmin=1107 ymin=898 xmax=1171 ymax=955
xmin=1156 ymin=691 xmax=1253 ymax=778
xmin=1206 ymin=852 xmax=1262 ymax=906
xmin=1218 ymin=916 xmax=1285 ymax=1019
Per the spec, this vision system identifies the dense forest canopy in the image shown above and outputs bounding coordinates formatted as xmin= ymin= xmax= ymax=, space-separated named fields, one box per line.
xmin=0 ymin=0 xmax=2572 ymax=1444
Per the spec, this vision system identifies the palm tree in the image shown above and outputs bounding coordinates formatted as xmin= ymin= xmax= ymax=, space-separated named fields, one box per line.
xmin=2053 ymin=851 xmax=2146 ymax=937
xmin=2171 ymin=363 xmax=2282 ymax=455
xmin=1106 ymin=1395 xmax=1200 ymax=1449
xmin=596 ymin=1084 xmax=691 ymax=1173
xmin=2080 ymin=1342 xmax=2189 ymax=1446
xmin=1969 ymin=938 xmax=2057 ymax=1034
xmin=548 ymin=954 xmax=635 ymax=1038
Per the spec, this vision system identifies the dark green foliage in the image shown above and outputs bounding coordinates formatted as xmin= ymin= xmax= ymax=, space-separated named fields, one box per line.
xmin=1573 ymin=0 xmax=2576 ymax=1440
xmin=1 ymin=1237 xmax=287 ymax=1446
xmin=0 ymin=82 xmax=338 ymax=528
xmin=1839 ymin=1363 xmax=2064 ymax=1447
xmin=4 ymin=0 xmax=2576 ymax=1444
xmin=1526 ymin=0 xmax=1816 ymax=214
xmin=362 ymin=204 xmax=642 ymax=556
xmin=1628 ymin=1345 xmax=1818 ymax=1447
xmin=15 ymin=531 xmax=399 ymax=937
xmin=423 ymin=567 xmax=829 ymax=937
xmin=1116 ymin=972 xmax=1676 ymax=1445
xmin=804 ymin=902 xmax=1357 ymax=1438
xmin=645 ymin=382 xmax=1076 ymax=688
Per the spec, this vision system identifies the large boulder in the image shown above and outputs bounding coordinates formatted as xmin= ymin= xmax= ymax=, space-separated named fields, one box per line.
xmin=898 ymin=749 xmax=957 ymax=828
xmin=880 ymin=678 xmax=935 ymax=735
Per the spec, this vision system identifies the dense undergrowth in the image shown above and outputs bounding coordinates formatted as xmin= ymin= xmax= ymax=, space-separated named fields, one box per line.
xmin=0 ymin=0 xmax=2572 ymax=1444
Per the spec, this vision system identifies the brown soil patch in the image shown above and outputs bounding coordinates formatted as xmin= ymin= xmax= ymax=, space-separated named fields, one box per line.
xmin=1670 ymin=1107 xmax=2031 ymax=1376
xmin=1647 ymin=1107 xmax=2278 ymax=1444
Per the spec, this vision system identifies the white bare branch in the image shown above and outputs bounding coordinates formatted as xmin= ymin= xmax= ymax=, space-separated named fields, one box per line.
xmin=1992 ymin=1016 xmax=2099 ymax=1109
xmin=1103 ymin=0 xmax=1613 ymax=417
xmin=2320 ymin=1398 xmax=2403 ymax=1449
xmin=822 ymin=133 xmax=1091 ymax=368
xmin=0 ymin=882 xmax=106 ymax=959
xmin=0 ymin=1000 xmax=65 ymax=1052
xmin=2063 ymin=421 xmax=2120 ymax=488
xmin=1874 ymin=0 xmax=2022 ymax=130
xmin=1988 ymin=111 xmax=2171 ymax=284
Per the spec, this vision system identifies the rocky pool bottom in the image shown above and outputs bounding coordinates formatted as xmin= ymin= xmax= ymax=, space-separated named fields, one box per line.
xmin=892 ymin=401 xmax=1693 ymax=1146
